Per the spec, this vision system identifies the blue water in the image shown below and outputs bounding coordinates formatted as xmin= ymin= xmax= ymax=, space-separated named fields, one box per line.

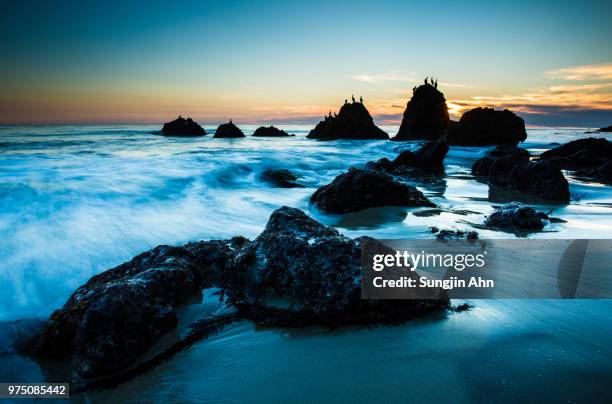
xmin=1 ymin=125 xmax=611 ymax=402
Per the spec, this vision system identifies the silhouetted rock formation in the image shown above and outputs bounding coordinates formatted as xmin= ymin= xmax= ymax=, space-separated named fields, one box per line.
xmin=252 ymin=126 xmax=294 ymax=137
xmin=310 ymin=168 xmax=435 ymax=213
xmin=472 ymin=145 xmax=530 ymax=177
xmin=214 ymin=121 xmax=245 ymax=138
xmin=575 ymin=162 xmax=612 ymax=184
xmin=161 ymin=116 xmax=206 ymax=136
xmin=307 ymin=101 xmax=388 ymax=140
xmin=597 ymin=125 xmax=612 ymax=132
xmin=260 ymin=169 xmax=303 ymax=188
xmin=223 ymin=206 xmax=448 ymax=322
xmin=393 ymin=83 xmax=450 ymax=141
xmin=368 ymin=141 xmax=449 ymax=175
xmin=18 ymin=241 xmax=239 ymax=378
xmin=447 ymin=107 xmax=527 ymax=146
xmin=484 ymin=202 xmax=549 ymax=231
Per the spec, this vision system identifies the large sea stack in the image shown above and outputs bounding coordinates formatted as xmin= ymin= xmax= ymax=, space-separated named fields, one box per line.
xmin=447 ymin=107 xmax=527 ymax=146
xmin=393 ymin=82 xmax=450 ymax=141
xmin=214 ymin=121 xmax=245 ymax=138
xmin=307 ymin=100 xmax=388 ymax=140
xmin=161 ymin=116 xmax=206 ymax=136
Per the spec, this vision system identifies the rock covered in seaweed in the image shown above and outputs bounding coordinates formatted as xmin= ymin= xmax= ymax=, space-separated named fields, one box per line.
xmin=18 ymin=241 xmax=237 ymax=378
xmin=252 ymin=126 xmax=294 ymax=137
xmin=447 ymin=107 xmax=527 ymax=146
xmin=393 ymin=82 xmax=450 ymax=141
xmin=484 ymin=202 xmax=549 ymax=231
xmin=161 ymin=116 xmax=206 ymax=136
xmin=307 ymin=100 xmax=388 ymax=140
xmin=310 ymin=168 xmax=435 ymax=213
xmin=214 ymin=121 xmax=245 ymax=138
xmin=223 ymin=206 xmax=449 ymax=323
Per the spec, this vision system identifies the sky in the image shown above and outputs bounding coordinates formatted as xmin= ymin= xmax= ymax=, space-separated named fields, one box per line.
xmin=0 ymin=0 xmax=611 ymax=127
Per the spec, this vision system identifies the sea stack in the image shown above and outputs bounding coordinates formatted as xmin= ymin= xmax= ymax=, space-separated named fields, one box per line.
xmin=252 ymin=126 xmax=294 ymax=137
xmin=307 ymin=99 xmax=388 ymax=140
xmin=161 ymin=116 xmax=206 ymax=136
xmin=447 ymin=107 xmax=527 ymax=146
xmin=393 ymin=80 xmax=450 ymax=141
xmin=214 ymin=120 xmax=245 ymax=138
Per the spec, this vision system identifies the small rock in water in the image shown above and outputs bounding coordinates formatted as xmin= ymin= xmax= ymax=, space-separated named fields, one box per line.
xmin=161 ymin=116 xmax=206 ymax=136
xmin=260 ymin=169 xmax=304 ymax=188
xmin=252 ymin=126 xmax=294 ymax=137
xmin=214 ymin=121 xmax=245 ymax=138
xmin=484 ymin=202 xmax=550 ymax=231
xmin=310 ymin=168 xmax=435 ymax=213
xmin=307 ymin=100 xmax=388 ymax=140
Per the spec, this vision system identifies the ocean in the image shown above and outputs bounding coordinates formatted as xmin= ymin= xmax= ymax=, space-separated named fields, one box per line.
xmin=1 ymin=125 xmax=611 ymax=402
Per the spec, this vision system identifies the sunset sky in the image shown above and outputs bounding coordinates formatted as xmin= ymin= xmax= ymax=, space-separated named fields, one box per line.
xmin=1 ymin=0 xmax=611 ymax=127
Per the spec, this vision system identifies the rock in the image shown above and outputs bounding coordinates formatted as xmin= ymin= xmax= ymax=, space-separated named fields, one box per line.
xmin=214 ymin=121 xmax=245 ymax=138
xmin=447 ymin=107 xmax=527 ymax=146
xmin=489 ymin=160 xmax=570 ymax=203
xmin=430 ymin=228 xmax=479 ymax=240
xmin=223 ymin=206 xmax=449 ymax=323
xmin=307 ymin=101 xmax=388 ymax=140
xmin=484 ymin=202 xmax=549 ymax=231
xmin=597 ymin=125 xmax=612 ymax=132
xmin=393 ymin=83 xmax=450 ymax=141
xmin=472 ymin=146 xmax=529 ymax=177
xmin=368 ymin=141 xmax=449 ymax=175
xmin=310 ymin=168 xmax=435 ymax=213
xmin=260 ymin=169 xmax=303 ymax=188
xmin=19 ymin=242 xmax=237 ymax=379
xmin=575 ymin=161 xmax=612 ymax=184
xmin=540 ymin=138 xmax=612 ymax=170
xmin=161 ymin=116 xmax=206 ymax=136
xmin=252 ymin=126 xmax=294 ymax=137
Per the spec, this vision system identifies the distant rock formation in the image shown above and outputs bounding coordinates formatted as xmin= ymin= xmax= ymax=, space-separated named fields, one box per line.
xmin=393 ymin=83 xmax=450 ymax=141
xmin=252 ymin=126 xmax=294 ymax=137
xmin=310 ymin=168 xmax=434 ymax=213
xmin=367 ymin=141 xmax=449 ymax=175
xmin=447 ymin=107 xmax=527 ymax=146
xmin=161 ymin=116 xmax=206 ymax=136
xmin=260 ymin=169 xmax=303 ymax=188
xmin=597 ymin=125 xmax=612 ymax=132
xmin=214 ymin=121 xmax=245 ymax=138
xmin=307 ymin=101 xmax=388 ymax=140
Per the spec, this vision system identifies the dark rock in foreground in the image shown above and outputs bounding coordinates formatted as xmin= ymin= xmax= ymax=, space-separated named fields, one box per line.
xmin=19 ymin=242 xmax=237 ymax=378
xmin=214 ymin=121 xmax=245 ymax=138
xmin=484 ymin=202 xmax=549 ymax=231
xmin=310 ymin=168 xmax=435 ymax=213
xmin=252 ymin=126 xmax=294 ymax=137
xmin=307 ymin=101 xmax=388 ymax=140
xmin=224 ymin=206 xmax=449 ymax=323
xmin=447 ymin=107 xmax=527 ymax=146
xmin=597 ymin=125 xmax=612 ymax=132
xmin=368 ymin=141 xmax=449 ymax=175
xmin=393 ymin=83 xmax=450 ymax=141
xmin=260 ymin=169 xmax=303 ymax=188
xmin=161 ymin=116 xmax=206 ymax=136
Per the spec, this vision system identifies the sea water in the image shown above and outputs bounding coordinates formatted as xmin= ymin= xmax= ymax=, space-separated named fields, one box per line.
xmin=0 ymin=125 xmax=611 ymax=402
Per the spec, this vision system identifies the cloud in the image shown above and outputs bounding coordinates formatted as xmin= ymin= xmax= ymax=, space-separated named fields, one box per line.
xmin=544 ymin=63 xmax=612 ymax=81
xmin=351 ymin=71 xmax=414 ymax=84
